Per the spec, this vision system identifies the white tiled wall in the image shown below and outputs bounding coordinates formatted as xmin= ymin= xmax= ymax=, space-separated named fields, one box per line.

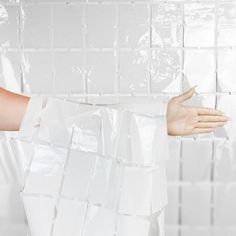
xmin=1 ymin=0 xmax=236 ymax=236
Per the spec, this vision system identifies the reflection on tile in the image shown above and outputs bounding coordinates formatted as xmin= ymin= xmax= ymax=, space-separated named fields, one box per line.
xmin=182 ymin=140 xmax=212 ymax=182
xmin=152 ymin=3 xmax=182 ymax=24
xmin=151 ymin=49 xmax=182 ymax=93
xmin=86 ymin=5 xmax=116 ymax=48
xmin=53 ymin=5 xmax=83 ymax=48
xmin=87 ymin=51 xmax=116 ymax=94
xmin=184 ymin=3 xmax=215 ymax=47
xmin=119 ymin=4 xmax=149 ymax=48
xmin=184 ymin=49 xmax=216 ymax=93
xmin=218 ymin=3 xmax=236 ymax=47
xmin=119 ymin=50 xmax=148 ymax=93
xmin=218 ymin=50 xmax=236 ymax=92
xmin=22 ymin=52 xmax=53 ymax=93
xmin=152 ymin=3 xmax=182 ymax=47
xmin=22 ymin=5 xmax=52 ymax=48
xmin=182 ymin=184 xmax=211 ymax=226
xmin=62 ymin=149 xmax=96 ymax=199
xmin=54 ymin=52 xmax=84 ymax=93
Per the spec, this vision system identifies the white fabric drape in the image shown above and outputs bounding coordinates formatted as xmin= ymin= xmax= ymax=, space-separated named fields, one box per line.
xmin=16 ymin=96 xmax=170 ymax=236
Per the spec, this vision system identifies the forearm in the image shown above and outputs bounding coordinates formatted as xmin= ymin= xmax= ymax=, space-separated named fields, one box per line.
xmin=0 ymin=87 xmax=30 ymax=131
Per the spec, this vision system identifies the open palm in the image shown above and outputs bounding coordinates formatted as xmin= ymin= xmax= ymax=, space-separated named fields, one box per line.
xmin=167 ymin=86 xmax=229 ymax=136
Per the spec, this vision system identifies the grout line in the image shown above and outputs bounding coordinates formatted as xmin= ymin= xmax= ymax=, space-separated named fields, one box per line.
xmin=147 ymin=1 xmax=152 ymax=96
xmin=2 ymin=46 xmax=236 ymax=53
xmin=210 ymin=140 xmax=215 ymax=226
xmin=115 ymin=3 xmax=120 ymax=99
xmin=211 ymin=0 xmax=218 ymax=227
xmin=178 ymin=139 xmax=183 ymax=236
xmin=51 ymin=4 xmax=56 ymax=96
xmin=84 ymin=4 xmax=89 ymax=103
xmin=215 ymin=1 xmax=219 ymax=92
xmin=178 ymin=5 xmax=185 ymax=235
xmin=18 ymin=3 xmax=24 ymax=94
xmin=13 ymin=1 xmax=222 ymax=6
xmin=82 ymin=3 xmax=87 ymax=101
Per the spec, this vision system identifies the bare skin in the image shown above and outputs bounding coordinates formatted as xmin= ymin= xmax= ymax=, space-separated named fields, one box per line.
xmin=0 ymin=86 xmax=229 ymax=135
xmin=167 ymin=86 xmax=229 ymax=136
xmin=0 ymin=87 xmax=30 ymax=131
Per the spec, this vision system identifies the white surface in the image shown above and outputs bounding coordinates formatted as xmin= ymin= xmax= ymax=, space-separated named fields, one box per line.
xmin=16 ymin=95 xmax=169 ymax=236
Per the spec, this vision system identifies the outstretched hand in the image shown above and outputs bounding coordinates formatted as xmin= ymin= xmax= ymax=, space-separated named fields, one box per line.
xmin=167 ymin=86 xmax=229 ymax=136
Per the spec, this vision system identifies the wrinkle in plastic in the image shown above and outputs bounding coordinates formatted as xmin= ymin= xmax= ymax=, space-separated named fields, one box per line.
xmin=17 ymin=96 xmax=169 ymax=236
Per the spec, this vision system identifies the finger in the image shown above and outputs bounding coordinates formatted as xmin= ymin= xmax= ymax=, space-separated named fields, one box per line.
xmin=173 ymin=86 xmax=197 ymax=103
xmin=198 ymin=115 xmax=229 ymax=122
xmin=196 ymin=107 xmax=224 ymax=116
xmin=195 ymin=121 xmax=227 ymax=129
xmin=192 ymin=128 xmax=214 ymax=134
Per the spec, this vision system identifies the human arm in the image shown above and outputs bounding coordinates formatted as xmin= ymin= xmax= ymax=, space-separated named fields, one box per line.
xmin=0 ymin=86 xmax=229 ymax=135
xmin=0 ymin=87 xmax=30 ymax=131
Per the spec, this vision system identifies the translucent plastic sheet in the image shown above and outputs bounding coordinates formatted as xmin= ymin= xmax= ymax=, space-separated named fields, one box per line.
xmin=16 ymin=96 xmax=169 ymax=236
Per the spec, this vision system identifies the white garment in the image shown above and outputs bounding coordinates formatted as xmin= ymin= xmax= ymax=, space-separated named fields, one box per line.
xmin=16 ymin=96 xmax=170 ymax=236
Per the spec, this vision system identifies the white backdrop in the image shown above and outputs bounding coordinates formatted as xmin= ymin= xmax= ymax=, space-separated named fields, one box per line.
xmin=1 ymin=0 xmax=236 ymax=235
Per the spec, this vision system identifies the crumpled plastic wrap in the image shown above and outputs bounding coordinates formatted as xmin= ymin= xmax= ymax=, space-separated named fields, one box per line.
xmin=16 ymin=96 xmax=169 ymax=236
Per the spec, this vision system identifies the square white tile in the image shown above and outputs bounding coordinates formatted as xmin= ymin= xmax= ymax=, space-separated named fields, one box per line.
xmin=62 ymin=149 xmax=96 ymax=199
xmin=86 ymin=51 xmax=116 ymax=94
xmin=22 ymin=52 xmax=53 ymax=93
xmin=218 ymin=49 xmax=236 ymax=92
xmin=152 ymin=3 xmax=183 ymax=47
xmin=53 ymin=5 xmax=84 ymax=48
xmin=218 ymin=3 xmax=236 ymax=47
xmin=182 ymin=140 xmax=212 ymax=182
xmin=0 ymin=5 xmax=19 ymax=48
xmin=184 ymin=49 xmax=216 ymax=93
xmin=182 ymin=184 xmax=211 ymax=226
xmin=119 ymin=4 xmax=149 ymax=48
xmin=22 ymin=5 xmax=52 ymax=48
xmin=86 ymin=5 xmax=116 ymax=48
xmin=184 ymin=3 xmax=215 ymax=47
xmin=119 ymin=50 xmax=149 ymax=94
xmin=150 ymin=49 xmax=182 ymax=93
xmin=54 ymin=51 xmax=84 ymax=93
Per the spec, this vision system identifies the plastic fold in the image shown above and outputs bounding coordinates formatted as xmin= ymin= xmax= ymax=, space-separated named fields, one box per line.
xmin=16 ymin=96 xmax=169 ymax=236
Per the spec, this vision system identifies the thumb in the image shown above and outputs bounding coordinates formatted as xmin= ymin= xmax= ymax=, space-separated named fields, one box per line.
xmin=174 ymin=86 xmax=197 ymax=103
